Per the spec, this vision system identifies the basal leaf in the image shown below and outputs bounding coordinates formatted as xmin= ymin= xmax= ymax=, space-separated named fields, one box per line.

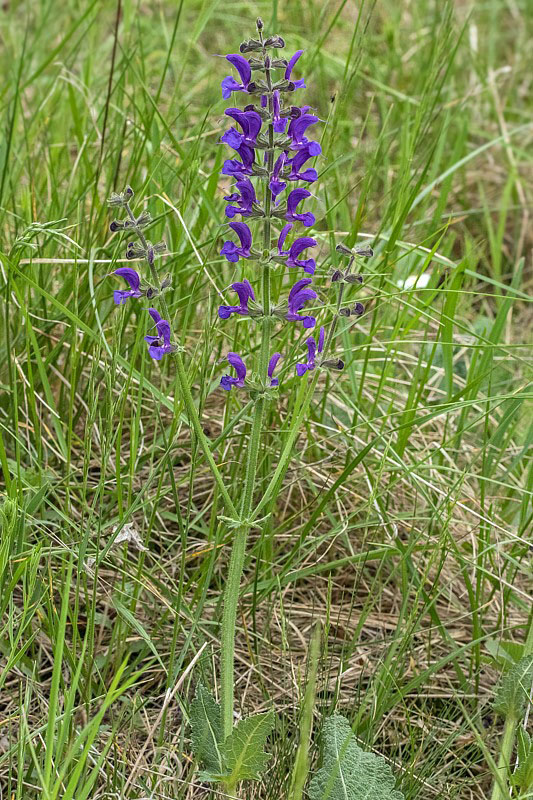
xmin=308 ymin=714 xmax=404 ymax=800
xmin=511 ymin=729 xmax=533 ymax=792
xmin=493 ymin=655 xmax=533 ymax=719
xmin=223 ymin=711 xmax=275 ymax=784
xmin=190 ymin=684 xmax=225 ymax=775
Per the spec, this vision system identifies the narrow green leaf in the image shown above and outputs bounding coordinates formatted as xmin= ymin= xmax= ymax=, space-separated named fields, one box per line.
xmin=309 ymin=714 xmax=404 ymax=800
xmin=112 ymin=598 xmax=167 ymax=675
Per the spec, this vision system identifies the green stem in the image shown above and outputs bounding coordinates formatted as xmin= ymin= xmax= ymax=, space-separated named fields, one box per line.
xmin=490 ymin=716 xmax=517 ymax=800
xmin=220 ymin=40 xmax=275 ymax=745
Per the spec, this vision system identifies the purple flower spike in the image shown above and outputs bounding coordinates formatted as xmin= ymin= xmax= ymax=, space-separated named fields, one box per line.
xmin=296 ymin=327 xmax=325 ymax=376
xmin=225 ymin=108 xmax=262 ymax=145
xmin=272 ymin=91 xmax=287 ymax=133
xmin=288 ymin=144 xmax=320 ymax=183
xmin=286 ymin=278 xmax=317 ymax=328
xmin=270 ymin=152 xmax=287 ymax=201
xmin=220 ymin=352 xmax=247 ymax=390
xmin=218 ymin=279 xmax=255 ymax=319
xmin=268 ymin=353 xmax=282 ymax=386
xmin=144 ymin=308 xmax=175 ymax=361
xmin=285 ymin=50 xmax=306 ymax=89
xmin=286 ymin=189 xmax=315 ymax=227
xmin=287 ymin=236 xmax=317 ymax=275
xmin=277 ymin=223 xmax=293 ymax=256
xmin=221 ymin=54 xmax=252 ymax=99
xmin=113 ymin=267 xmax=143 ymax=305
xmin=220 ymin=221 xmax=253 ymax=263
xmin=224 ymin=179 xmax=257 ymax=218
xmin=288 ymin=113 xmax=320 ymax=154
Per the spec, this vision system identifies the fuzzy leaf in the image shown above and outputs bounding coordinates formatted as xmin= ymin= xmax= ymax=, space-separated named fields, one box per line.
xmin=190 ymin=685 xmax=225 ymax=775
xmin=493 ymin=655 xmax=533 ymax=719
xmin=309 ymin=715 xmax=404 ymax=800
xmin=223 ymin=711 xmax=275 ymax=783
xmin=511 ymin=729 xmax=533 ymax=792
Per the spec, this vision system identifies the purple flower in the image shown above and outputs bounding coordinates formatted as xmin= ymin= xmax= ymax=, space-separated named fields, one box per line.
xmin=285 ymin=50 xmax=306 ymax=89
xmin=221 ymin=134 xmax=255 ymax=178
xmin=277 ymin=223 xmax=317 ymax=275
xmin=224 ymin=179 xmax=257 ymax=218
xmin=224 ymin=108 xmax=262 ymax=145
xmin=296 ymin=327 xmax=325 ymax=376
xmin=112 ymin=267 xmax=143 ymax=305
xmin=220 ymin=221 xmax=253 ymax=263
xmin=218 ymin=279 xmax=255 ymax=319
xmin=287 ymin=144 xmax=319 ymax=183
xmin=144 ymin=308 xmax=175 ymax=361
xmin=268 ymin=353 xmax=282 ymax=386
xmin=269 ymin=153 xmax=287 ymax=201
xmin=272 ymin=91 xmax=287 ymax=133
xmin=221 ymin=54 xmax=251 ymax=99
xmin=220 ymin=352 xmax=246 ymax=390
xmin=288 ymin=237 xmax=317 ymax=274
xmin=222 ymin=154 xmax=254 ymax=179
xmin=286 ymin=189 xmax=315 ymax=227
xmin=287 ymin=113 xmax=320 ymax=154
xmin=286 ymin=278 xmax=317 ymax=328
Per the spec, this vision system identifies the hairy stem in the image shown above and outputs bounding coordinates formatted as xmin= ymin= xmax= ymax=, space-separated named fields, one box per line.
xmin=490 ymin=716 xmax=518 ymax=800
xmin=220 ymin=40 xmax=274 ymax=744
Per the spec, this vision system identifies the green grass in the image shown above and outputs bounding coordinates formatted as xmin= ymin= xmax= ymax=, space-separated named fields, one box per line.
xmin=0 ymin=0 xmax=532 ymax=798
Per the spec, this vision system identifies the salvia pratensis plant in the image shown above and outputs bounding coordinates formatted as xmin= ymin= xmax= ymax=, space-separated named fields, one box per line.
xmin=104 ymin=19 xmax=408 ymax=799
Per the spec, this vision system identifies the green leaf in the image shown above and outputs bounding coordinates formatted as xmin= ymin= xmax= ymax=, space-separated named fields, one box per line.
xmin=493 ymin=655 xmax=533 ymax=719
xmin=223 ymin=711 xmax=275 ymax=784
xmin=190 ymin=685 xmax=225 ymax=775
xmin=511 ymin=729 xmax=533 ymax=792
xmin=308 ymin=715 xmax=404 ymax=800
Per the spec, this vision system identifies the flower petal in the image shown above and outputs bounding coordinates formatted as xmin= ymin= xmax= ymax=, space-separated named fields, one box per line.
xmin=226 ymin=352 xmax=246 ymax=382
xmin=289 ymin=236 xmax=317 ymax=259
xmin=229 ymin=221 xmax=252 ymax=252
xmin=114 ymin=267 xmax=141 ymax=291
xmin=268 ymin=352 xmax=282 ymax=378
xmin=221 ymin=128 xmax=244 ymax=150
xmin=285 ymin=50 xmax=304 ymax=81
xmin=226 ymin=54 xmax=251 ymax=86
xmin=148 ymin=308 xmax=163 ymax=325
xmin=286 ymin=188 xmax=311 ymax=215
xmin=277 ymin=223 xmax=293 ymax=254
xmin=231 ymin=278 xmax=255 ymax=306
xmin=288 ymin=277 xmax=313 ymax=301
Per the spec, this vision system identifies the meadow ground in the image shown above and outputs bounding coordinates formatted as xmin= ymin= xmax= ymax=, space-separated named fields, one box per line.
xmin=0 ymin=0 xmax=532 ymax=798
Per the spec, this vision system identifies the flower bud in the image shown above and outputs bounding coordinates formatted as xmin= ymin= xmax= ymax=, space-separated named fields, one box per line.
xmin=256 ymin=17 xmax=264 ymax=30
xmin=331 ymin=270 xmax=343 ymax=282
xmin=264 ymin=35 xmax=285 ymax=48
xmin=321 ymin=359 xmax=345 ymax=370
xmin=344 ymin=273 xmax=363 ymax=284
xmin=335 ymin=243 xmax=352 ymax=256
